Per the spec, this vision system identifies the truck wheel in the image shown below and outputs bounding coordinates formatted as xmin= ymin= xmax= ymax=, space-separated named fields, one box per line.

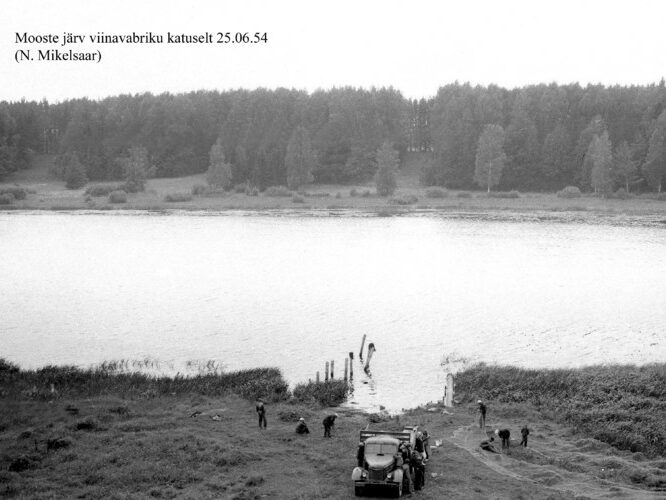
xmin=354 ymin=486 xmax=363 ymax=497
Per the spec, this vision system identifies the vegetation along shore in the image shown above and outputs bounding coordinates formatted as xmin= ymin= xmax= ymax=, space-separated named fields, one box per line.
xmin=1 ymin=358 xmax=664 ymax=498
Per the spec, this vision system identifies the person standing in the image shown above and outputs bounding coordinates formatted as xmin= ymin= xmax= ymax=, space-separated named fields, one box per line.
xmin=498 ymin=428 xmax=511 ymax=449
xmin=322 ymin=413 xmax=338 ymax=438
xmin=256 ymin=399 xmax=267 ymax=429
xmin=520 ymin=424 xmax=530 ymax=447
xmin=477 ymin=400 xmax=487 ymax=429
xmin=356 ymin=441 xmax=365 ymax=467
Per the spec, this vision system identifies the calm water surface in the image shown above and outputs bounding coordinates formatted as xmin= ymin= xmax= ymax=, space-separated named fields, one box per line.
xmin=1 ymin=212 xmax=665 ymax=411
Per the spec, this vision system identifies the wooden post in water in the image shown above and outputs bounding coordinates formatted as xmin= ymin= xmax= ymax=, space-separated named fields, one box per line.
xmin=325 ymin=362 xmax=329 ymax=382
xmin=359 ymin=334 xmax=366 ymax=360
xmin=344 ymin=358 xmax=348 ymax=381
xmin=316 ymin=371 xmax=320 ymax=383
xmin=444 ymin=373 xmax=455 ymax=407
xmin=364 ymin=343 xmax=375 ymax=372
xmin=330 ymin=360 xmax=335 ymax=379
xmin=349 ymin=352 xmax=354 ymax=380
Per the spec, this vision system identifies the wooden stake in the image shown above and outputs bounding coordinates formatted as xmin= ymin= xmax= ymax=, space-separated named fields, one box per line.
xmin=344 ymin=358 xmax=348 ymax=381
xmin=359 ymin=334 xmax=366 ymax=360
xmin=325 ymin=362 xmax=329 ymax=382
xmin=349 ymin=352 xmax=354 ymax=380
xmin=316 ymin=371 xmax=320 ymax=383
xmin=364 ymin=343 xmax=375 ymax=372
xmin=330 ymin=360 xmax=335 ymax=379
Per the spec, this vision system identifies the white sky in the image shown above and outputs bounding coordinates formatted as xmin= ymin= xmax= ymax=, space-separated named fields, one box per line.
xmin=2 ymin=0 xmax=666 ymax=102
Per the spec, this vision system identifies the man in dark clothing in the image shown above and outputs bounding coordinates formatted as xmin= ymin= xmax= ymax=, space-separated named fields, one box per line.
xmin=411 ymin=450 xmax=425 ymax=490
xmin=498 ymin=429 xmax=511 ymax=448
xmin=480 ymin=437 xmax=499 ymax=453
xmin=477 ymin=400 xmax=487 ymax=429
xmin=322 ymin=413 xmax=337 ymax=437
xmin=295 ymin=417 xmax=309 ymax=434
xmin=356 ymin=441 xmax=365 ymax=467
xmin=256 ymin=399 xmax=267 ymax=429
xmin=520 ymin=425 xmax=529 ymax=447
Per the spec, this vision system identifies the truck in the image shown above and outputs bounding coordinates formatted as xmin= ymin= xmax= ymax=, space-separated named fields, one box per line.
xmin=351 ymin=425 xmax=424 ymax=497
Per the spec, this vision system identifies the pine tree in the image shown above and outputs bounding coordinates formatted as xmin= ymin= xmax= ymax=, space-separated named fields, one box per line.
xmin=206 ymin=139 xmax=232 ymax=190
xmin=589 ymin=132 xmax=613 ymax=195
xmin=612 ymin=141 xmax=637 ymax=192
xmin=644 ymin=110 xmax=666 ymax=193
xmin=64 ymin=153 xmax=88 ymax=189
xmin=374 ymin=141 xmax=399 ymax=196
xmin=474 ymin=124 xmax=506 ymax=192
xmin=285 ymin=126 xmax=316 ymax=191
xmin=123 ymin=146 xmax=153 ymax=193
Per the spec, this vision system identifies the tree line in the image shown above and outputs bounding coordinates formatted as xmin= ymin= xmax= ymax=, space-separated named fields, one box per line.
xmin=1 ymin=81 xmax=665 ymax=193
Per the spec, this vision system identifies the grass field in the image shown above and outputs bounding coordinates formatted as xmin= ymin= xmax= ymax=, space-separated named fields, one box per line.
xmin=3 ymin=155 xmax=666 ymax=218
xmin=1 ymin=361 xmax=665 ymax=499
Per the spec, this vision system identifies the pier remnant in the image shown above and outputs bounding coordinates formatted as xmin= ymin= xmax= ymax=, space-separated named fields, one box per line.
xmin=364 ymin=342 xmax=375 ymax=373
xmin=325 ymin=361 xmax=329 ymax=382
xmin=359 ymin=334 xmax=366 ymax=360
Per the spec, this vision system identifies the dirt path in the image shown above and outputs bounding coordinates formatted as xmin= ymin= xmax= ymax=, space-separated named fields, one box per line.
xmin=447 ymin=421 xmax=664 ymax=499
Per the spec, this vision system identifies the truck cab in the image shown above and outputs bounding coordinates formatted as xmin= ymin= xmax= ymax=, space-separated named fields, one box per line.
xmin=351 ymin=426 xmax=418 ymax=497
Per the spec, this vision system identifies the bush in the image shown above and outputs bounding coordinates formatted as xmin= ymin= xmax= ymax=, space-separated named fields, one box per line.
xmin=304 ymin=192 xmax=330 ymax=198
xmin=390 ymin=194 xmax=419 ymax=205
xmin=0 ymin=193 xmax=14 ymax=205
xmin=245 ymin=186 xmax=259 ymax=196
xmin=85 ymin=184 xmax=125 ymax=197
xmin=609 ymin=188 xmax=633 ymax=199
xmin=0 ymin=187 xmax=27 ymax=200
xmin=488 ymin=190 xmax=520 ymax=198
xmin=335 ymin=192 xmax=342 ymax=199
xmin=456 ymin=191 xmax=472 ymax=198
xmin=264 ymin=186 xmax=292 ymax=197
xmin=108 ymin=190 xmax=127 ymax=204
xmin=292 ymin=380 xmax=350 ymax=406
xmin=656 ymin=193 xmax=666 ymax=201
xmin=164 ymin=192 xmax=193 ymax=202
xmin=426 ymin=187 xmax=448 ymax=198
xmin=361 ymin=190 xmax=371 ymax=198
xmin=291 ymin=194 xmax=305 ymax=203
xmin=557 ymin=186 xmax=582 ymax=198
xmin=350 ymin=188 xmax=358 ymax=197
xmin=234 ymin=183 xmax=248 ymax=193
xmin=191 ymin=184 xmax=208 ymax=196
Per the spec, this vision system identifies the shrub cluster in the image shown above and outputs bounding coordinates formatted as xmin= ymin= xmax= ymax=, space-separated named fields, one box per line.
xmin=456 ymin=363 xmax=666 ymax=457
xmin=292 ymin=380 xmax=350 ymax=406
xmin=264 ymin=185 xmax=292 ymax=197
xmin=0 ymin=187 xmax=27 ymax=200
xmin=108 ymin=190 xmax=127 ymax=204
xmin=488 ymin=190 xmax=520 ymax=199
xmin=245 ymin=186 xmax=259 ymax=196
xmin=390 ymin=194 xmax=419 ymax=205
xmin=425 ymin=187 xmax=448 ymax=198
xmin=0 ymin=193 xmax=14 ymax=205
xmin=0 ymin=360 xmax=291 ymax=403
xmin=608 ymin=188 xmax=633 ymax=200
xmin=291 ymin=194 xmax=305 ymax=203
xmin=233 ymin=182 xmax=248 ymax=193
xmin=164 ymin=192 xmax=193 ymax=202
xmin=557 ymin=186 xmax=582 ymax=198
xmin=456 ymin=191 xmax=472 ymax=198
xmin=85 ymin=184 xmax=126 ymax=197
xmin=191 ymin=184 xmax=208 ymax=196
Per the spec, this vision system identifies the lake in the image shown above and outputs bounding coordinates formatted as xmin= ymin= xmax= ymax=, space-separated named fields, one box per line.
xmin=1 ymin=211 xmax=665 ymax=411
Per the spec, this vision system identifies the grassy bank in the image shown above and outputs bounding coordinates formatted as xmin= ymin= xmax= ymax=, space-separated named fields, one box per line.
xmin=2 ymin=359 xmax=666 ymax=498
xmin=4 ymin=155 xmax=666 ymax=218
xmin=456 ymin=363 xmax=666 ymax=458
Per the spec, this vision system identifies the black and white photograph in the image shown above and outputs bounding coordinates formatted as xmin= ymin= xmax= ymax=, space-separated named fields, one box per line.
xmin=1 ymin=0 xmax=666 ymax=497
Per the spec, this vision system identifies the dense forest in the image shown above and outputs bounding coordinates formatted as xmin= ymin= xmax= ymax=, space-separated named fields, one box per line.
xmin=1 ymin=81 xmax=666 ymax=192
